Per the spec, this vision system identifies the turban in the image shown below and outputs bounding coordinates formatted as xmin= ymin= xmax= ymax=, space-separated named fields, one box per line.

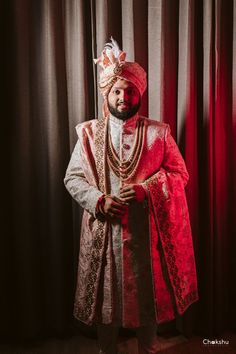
xmin=94 ymin=37 xmax=147 ymax=100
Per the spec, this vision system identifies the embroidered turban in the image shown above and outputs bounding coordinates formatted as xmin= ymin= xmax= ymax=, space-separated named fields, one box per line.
xmin=94 ymin=37 xmax=147 ymax=99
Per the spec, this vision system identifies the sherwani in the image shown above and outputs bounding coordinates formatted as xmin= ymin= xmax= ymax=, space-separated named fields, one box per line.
xmin=64 ymin=114 xmax=198 ymax=328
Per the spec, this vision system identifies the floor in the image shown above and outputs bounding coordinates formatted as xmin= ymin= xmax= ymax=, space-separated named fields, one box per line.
xmin=0 ymin=332 xmax=235 ymax=354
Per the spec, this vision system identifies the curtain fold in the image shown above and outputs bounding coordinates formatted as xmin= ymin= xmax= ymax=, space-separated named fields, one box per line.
xmin=2 ymin=0 xmax=235 ymax=340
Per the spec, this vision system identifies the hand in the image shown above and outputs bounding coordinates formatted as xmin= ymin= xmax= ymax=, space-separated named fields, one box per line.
xmin=103 ymin=195 xmax=128 ymax=219
xmin=119 ymin=184 xmax=146 ymax=203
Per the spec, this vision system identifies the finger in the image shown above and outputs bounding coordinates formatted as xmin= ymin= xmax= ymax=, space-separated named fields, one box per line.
xmin=110 ymin=205 xmax=126 ymax=213
xmin=120 ymin=196 xmax=135 ymax=202
xmin=108 ymin=206 xmax=125 ymax=214
xmin=120 ymin=189 xmax=135 ymax=195
xmin=104 ymin=203 xmax=122 ymax=215
xmin=105 ymin=198 xmax=126 ymax=210
xmin=112 ymin=196 xmax=129 ymax=205
xmin=108 ymin=207 xmax=127 ymax=217
xmin=119 ymin=190 xmax=135 ymax=198
xmin=120 ymin=185 xmax=133 ymax=193
xmin=112 ymin=198 xmax=129 ymax=208
xmin=107 ymin=194 xmax=123 ymax=202
xmin=111 ymin=200 xmax=128 ymax=209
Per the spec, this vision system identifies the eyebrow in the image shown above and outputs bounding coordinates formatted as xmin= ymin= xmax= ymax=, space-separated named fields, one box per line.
xmin=112 ymin=86 xmax=135 ymax=90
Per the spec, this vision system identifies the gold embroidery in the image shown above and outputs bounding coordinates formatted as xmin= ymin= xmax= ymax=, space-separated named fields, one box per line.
xmin=79 ymin=118 xmax=107 ymax=322
xmin=147 ymin=176 xmax=198 ymax=312
xmin=113 ymin=63 xmax=123 ymax=75
xmin=99 ymin=76 xmax=117 ymax=89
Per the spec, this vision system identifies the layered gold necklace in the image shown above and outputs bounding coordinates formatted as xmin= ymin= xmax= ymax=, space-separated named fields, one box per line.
xmin=107 ymin=118 xmax=146 ymax=181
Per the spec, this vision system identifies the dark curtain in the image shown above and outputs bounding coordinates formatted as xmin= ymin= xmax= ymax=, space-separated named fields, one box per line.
xmin=1 ymin=0 xmax=236 ymax=341
xmin=2 ymin=0 xmax=75 ymax=340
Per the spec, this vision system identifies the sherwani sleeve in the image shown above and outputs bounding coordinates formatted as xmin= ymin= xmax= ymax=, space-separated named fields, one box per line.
xmin=142 ymin=125 xmax=189 ymax=197
xmin=64 ymin=140 xmax=103 ymax=218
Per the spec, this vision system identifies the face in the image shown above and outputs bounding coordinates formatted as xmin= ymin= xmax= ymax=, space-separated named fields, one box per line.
xmin=107 ymin=79 xmax=141 ymax=120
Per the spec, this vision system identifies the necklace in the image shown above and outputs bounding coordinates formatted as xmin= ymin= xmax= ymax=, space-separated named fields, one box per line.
xmin=107 ymin=118 xmax=146 ymax=181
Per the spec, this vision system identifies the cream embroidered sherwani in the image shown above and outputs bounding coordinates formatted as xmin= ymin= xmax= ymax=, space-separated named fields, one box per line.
xmin=64 ymin=114 xmax=198 ymax=328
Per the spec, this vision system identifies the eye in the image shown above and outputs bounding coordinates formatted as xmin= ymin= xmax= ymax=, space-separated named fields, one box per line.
xmin=127 ymin=88 xmax=134 ymax=95
xmin=114 ymin=89 xmax=120 ymax=95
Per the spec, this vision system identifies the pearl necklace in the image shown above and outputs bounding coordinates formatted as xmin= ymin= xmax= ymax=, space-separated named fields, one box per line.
xmin=107 ymin=118 xmax=146 ymax=181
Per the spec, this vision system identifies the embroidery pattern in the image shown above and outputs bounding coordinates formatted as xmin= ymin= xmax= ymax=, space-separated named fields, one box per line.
xmin=95 ymin=118 xmax=106 ymax=193
xmin=147 ymin=174 xmax=198 ymax=312
xmin=78 ymin=118 xmax=107 ymax=322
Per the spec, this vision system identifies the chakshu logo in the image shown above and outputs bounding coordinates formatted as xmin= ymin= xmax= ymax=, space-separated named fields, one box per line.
xmin=203 ymin=338 xmax=230 ymax=346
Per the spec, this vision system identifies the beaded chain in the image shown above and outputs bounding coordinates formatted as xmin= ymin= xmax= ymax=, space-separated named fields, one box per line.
xmin=107 ymin=119 xmax=146 ymax=181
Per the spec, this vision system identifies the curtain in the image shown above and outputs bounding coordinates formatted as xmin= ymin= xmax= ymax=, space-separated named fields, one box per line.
xmin=2 ymin=0 xmax=235 ymax=340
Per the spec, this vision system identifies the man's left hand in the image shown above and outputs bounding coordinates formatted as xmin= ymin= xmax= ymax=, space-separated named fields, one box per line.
xmin=119 ymin=184 xmax=146 ymax=203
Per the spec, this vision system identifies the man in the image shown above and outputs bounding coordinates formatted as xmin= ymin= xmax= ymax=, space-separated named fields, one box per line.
xmin=64 ymin=38 xmax=198 ymax=354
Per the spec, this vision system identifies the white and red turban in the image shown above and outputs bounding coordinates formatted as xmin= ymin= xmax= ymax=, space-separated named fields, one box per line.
xmin=94 ymin=37 xmax=147 ymax=117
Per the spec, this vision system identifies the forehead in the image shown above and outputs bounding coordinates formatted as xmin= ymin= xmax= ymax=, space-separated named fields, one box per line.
xmin=112 ymin=78 xmax=138 ymax=90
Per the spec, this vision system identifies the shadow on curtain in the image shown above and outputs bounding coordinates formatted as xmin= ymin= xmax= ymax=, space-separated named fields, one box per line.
xmin=1 ymin=0 xmax=236 ymax=341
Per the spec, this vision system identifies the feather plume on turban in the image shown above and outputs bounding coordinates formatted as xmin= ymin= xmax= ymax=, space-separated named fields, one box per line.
xmin=94 ymin=37 xmax=147 ymax=118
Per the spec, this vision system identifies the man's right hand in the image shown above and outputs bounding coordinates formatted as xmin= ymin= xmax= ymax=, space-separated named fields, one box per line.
xmin=103 ymin=195 xmax=128 ymax=219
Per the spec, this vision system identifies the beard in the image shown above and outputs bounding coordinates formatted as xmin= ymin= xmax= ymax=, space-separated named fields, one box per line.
xmin=108 ymin=99 xmax=141 ymax=120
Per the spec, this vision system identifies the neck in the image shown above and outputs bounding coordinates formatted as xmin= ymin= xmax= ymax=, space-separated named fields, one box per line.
xmin=109 ymin=112 xmax=139 ymax=125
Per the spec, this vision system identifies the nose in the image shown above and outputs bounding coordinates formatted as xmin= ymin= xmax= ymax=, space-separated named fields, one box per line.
xmin=119 ymin=90 xmax=128 ymax=102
